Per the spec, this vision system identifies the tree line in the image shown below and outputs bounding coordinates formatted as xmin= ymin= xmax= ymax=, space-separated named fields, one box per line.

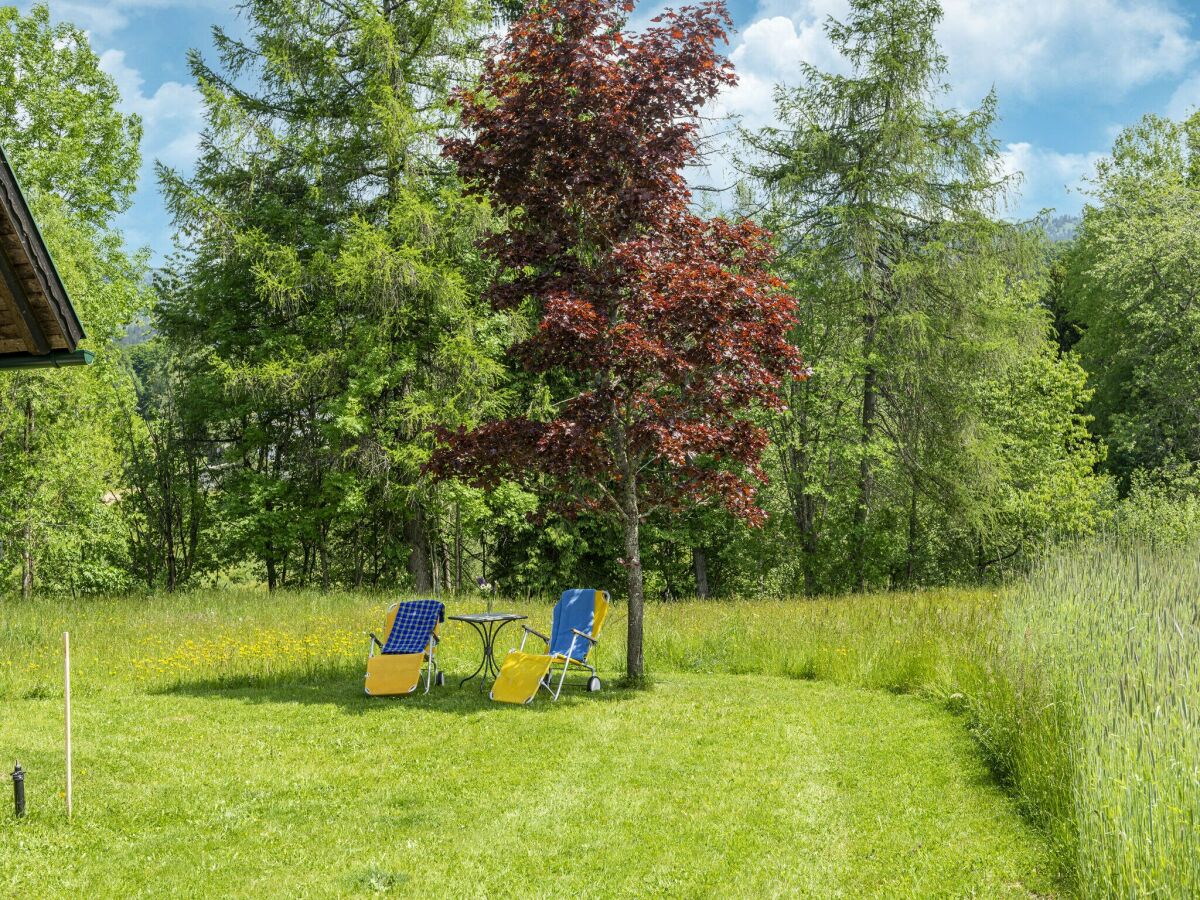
xmin=1 ymin=0 xmax=1196 ymax=605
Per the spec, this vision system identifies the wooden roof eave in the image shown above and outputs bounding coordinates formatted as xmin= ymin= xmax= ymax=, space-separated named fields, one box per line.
xmin=0 ymin=142 xmax=87 ymax=365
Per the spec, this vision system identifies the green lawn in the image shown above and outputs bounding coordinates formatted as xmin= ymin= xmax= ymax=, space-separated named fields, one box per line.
xmin=0 ymin=592 xmax=1057 ymax=897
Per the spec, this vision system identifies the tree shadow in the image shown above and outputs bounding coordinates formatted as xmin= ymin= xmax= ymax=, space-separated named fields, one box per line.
xmin=157 ymin=668 xmax=641 ymax=717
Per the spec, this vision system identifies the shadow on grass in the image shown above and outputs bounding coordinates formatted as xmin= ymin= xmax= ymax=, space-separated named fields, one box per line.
xmin=157 ymin=668 xmax=643 ymax=716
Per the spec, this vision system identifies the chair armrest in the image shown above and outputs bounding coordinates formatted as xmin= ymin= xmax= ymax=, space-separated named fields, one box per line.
xmin=523 ymin=625 xmax=550 ymax=644
xmin=571 ymin=628 xmax=598 ymax=644
xmin=369 ymin=633 xmax=384 ymax=650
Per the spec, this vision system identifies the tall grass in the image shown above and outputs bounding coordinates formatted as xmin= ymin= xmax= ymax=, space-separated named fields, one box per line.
xmin=969 ymin=543 xmax=1200 ymax=897
xmin=641 ymin=590 xmax=996 ymax=693
xmin=0 ymin=587 xmax=995 ymax=700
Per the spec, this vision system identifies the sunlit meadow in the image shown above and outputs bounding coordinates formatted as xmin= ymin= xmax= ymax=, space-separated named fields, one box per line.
xmin=1 ymin=542 xmax=1196 ymax=895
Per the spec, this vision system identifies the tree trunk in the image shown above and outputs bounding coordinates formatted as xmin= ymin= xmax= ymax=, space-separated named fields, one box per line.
xmin=264 ymin=438 xmax=283 ymax=592
xmin=405 ymin=504 xmax=433 ymax=592
xmin=800 ymin=499 xmax=819 ymax=597
xmin=319 ymin=522 xmax=330 ymax=591
xmin=778 ymin=441 xmax=822 ymax=596
xmin=618 ymin=468 xmax=645 ymax=682
xmin=853 ymin=312 xmax=879 ymax=592
xmin=183 ymin=432 xmax=201 ymax=585
xmin=692 ymin=547 xmax=709 ymax=599
xmin=265 ymin=520 xmax=278 ymax=592
xmin=905 ymin=481 xmax=919 ymax=586
xmin=439 ymin=534 xmax=450 ymax=595
xmin=21 ymin=397 xmax=34 ymax=600
xmin=21 ymin=521 xmax=33 ymax=601
xmin=158 ymin=429 xmax=178 ymax=592
xmin=353 ymin=524 xmax=364 ymax=588
xmin=454 ymin=501 xmax=463 ymax=594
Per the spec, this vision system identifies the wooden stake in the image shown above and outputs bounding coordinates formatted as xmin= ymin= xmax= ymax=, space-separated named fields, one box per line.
xmin=64 ymin=631 xmax=72 ymax=819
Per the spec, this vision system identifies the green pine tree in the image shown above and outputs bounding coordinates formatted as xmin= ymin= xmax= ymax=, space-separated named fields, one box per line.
xmin=744 ymin=0 xmax=1104 ymax=590
xmin=157 ymin=0 xmax=513 ymax=590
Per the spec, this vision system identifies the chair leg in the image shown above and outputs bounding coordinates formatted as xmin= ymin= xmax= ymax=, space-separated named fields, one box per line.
xmin=424 ymin=645 xmax=436 ymax=694
xmin=552 ymin=660 xmax=570 ymax=700
xmin=550 ymin=636 xmax=582 ymax=701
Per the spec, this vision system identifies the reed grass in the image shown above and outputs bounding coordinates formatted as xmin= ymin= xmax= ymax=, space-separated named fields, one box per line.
xmin=970 ymin=542 xmax=1200 ymax=897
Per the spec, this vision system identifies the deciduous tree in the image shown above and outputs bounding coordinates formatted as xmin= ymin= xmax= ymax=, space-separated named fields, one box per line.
xmin=1065 ymin=111 xmax=1200 ymax=487
xmin=433 ymin=0 xmax=802 ymax=679
xmin=0 ymin=5 xmax=149 ymax=597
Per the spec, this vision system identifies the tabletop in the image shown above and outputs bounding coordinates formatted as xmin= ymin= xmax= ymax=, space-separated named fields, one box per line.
xmin=448 ymin=612 xmax=527 ymax=624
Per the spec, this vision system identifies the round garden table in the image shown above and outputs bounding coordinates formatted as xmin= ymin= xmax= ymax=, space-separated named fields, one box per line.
xmin=448 ymin=612 xmax=527 ymax=689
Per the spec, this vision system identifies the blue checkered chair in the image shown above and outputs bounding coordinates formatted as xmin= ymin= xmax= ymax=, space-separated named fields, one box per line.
xmin=365 ymin=600 xmax=446 ymax=696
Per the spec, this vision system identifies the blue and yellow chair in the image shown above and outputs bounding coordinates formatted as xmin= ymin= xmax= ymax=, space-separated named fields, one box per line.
xmin=490 ymin=589 xmax=609 ymax=704
xmin=365 ymin=599 xmax=446 ymax=696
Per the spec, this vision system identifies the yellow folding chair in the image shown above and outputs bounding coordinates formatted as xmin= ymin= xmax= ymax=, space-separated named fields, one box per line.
xmin=491 ymin=589 xmax=609 ymax=704
xmin=364 ymin=600 xmax=445 ymax=696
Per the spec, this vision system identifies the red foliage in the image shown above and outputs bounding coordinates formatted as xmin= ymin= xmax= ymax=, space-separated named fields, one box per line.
xmin=433 ymin=0 xmax=804 ymax=525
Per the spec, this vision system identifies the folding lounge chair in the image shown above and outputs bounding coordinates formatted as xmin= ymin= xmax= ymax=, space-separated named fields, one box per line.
xmin=365 ymin=599 xmax=446 ymax=696
xmin=490 ymin=589 xmax=609 ymax=704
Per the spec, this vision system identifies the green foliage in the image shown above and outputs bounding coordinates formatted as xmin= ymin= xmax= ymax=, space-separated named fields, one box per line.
xmin=0 ymin=365 xmax=137 ymax=596
xmin=0 ymin=4 xmax=149 ymax=598
xmin=744 ymin=0 xmax=1104 ymax=593
xmin=118 ymin=338 xmax=220 ymax=590
xmin=1110 ymin=464 xmax=1200 ymax=546
xmin=1065 ymin=111 xmax=1200 ymax=487
xmin=0 ymin=0 xmax=1186 ymax=613
xmin=153 ymin=0 xmax=514 ymax=591
xmin=0 ymin=4 xmax=141 ymax=226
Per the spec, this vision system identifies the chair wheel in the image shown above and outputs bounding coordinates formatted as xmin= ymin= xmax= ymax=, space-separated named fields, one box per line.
xmin=587 ymin=676 xmax=602 ymax=692
xmin=436 ymin=672 xmax=445 ymax=687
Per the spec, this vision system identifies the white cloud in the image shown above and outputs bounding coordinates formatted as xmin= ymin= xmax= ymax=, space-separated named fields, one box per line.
xmin=938 ymin=0 xmax=1196 ymax=100
xmin=100 ymin=48 xmax=204 ymax=170
xmin=35 ymin=0 xmax=228 ymax=40
xmin=1167 ymin=73 xmax=1200 ymax=120
xmin=729 ymin=14 xmax=842 ymax=87
xmin=690 ymin=11 xmax=849 ymax=196
xmin=999 ymin=141 xmax=1104 ymax=218
xmin=99 ymin=49 xmax=205 ymax=261
xmin=722 ymin=0 xmax=1197 ymax=110
xmin=41 ymin=1 xmax=130 ymax=36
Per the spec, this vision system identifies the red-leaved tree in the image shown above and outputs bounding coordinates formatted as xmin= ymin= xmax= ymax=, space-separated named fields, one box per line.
xmin=433 ymin=0 xmax=804 ymax=680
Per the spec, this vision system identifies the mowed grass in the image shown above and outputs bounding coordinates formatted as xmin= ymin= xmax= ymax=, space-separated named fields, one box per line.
xmin=0 ymin=590 xmax=1057 ymax=897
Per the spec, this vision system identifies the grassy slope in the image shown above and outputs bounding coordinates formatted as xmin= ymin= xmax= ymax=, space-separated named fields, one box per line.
xmin=0 ymin=591 xmax=1056 ymax=897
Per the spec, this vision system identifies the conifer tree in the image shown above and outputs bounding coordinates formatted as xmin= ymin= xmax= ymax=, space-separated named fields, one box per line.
xmin=745 ymin=0 xmax=1103 ymax=589
xmin=158 ymin=0 xmax=511 ymax=589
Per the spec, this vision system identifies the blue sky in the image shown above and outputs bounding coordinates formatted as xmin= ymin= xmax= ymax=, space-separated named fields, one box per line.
xmin=20 ymin=0 xmax=1200 ymax=265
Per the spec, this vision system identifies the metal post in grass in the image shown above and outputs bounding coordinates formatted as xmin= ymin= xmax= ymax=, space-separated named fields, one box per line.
xmin=64 ymin=631 xmax=72 ymax=819
xmin=12 ymin=761 xmax=24 ymax=817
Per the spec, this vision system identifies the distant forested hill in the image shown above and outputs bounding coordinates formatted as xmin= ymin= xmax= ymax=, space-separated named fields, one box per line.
xmin=1042 ymin=213 xmax=1081 ymax=243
